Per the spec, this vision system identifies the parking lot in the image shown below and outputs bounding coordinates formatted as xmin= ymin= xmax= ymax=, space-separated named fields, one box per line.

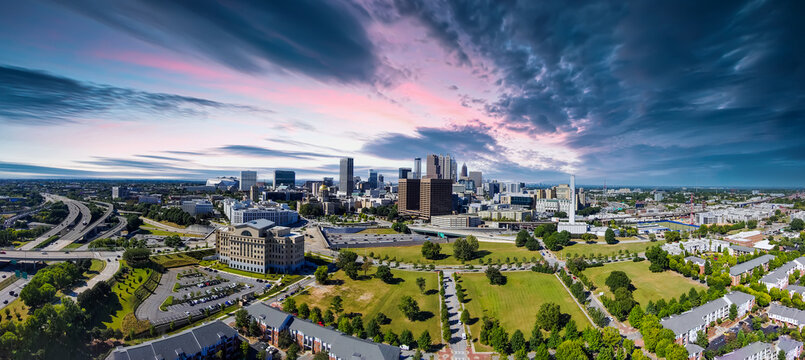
xmin=135 ymin=266 xmax=270 ymax=324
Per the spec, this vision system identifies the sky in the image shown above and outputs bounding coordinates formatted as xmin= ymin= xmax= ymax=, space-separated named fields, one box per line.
xmin=0 ymin=0 xmax=803 ymax=187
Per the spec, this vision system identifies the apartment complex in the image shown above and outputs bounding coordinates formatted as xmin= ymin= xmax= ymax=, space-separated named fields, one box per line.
xmin=729 ymin=254 xmax=776 ymax=285
xmin=760 ymin=257 xmax=805 ymax=290
xmin=398 ymin=178 xmax=453 ymax=219
xmin=107 ymin=321 xmax=239 ymax=360
xmin=660 ymin=291 xmax=755 ymax=344
xmin=246 ymin=303 xmax=400 ymax=360
xmin=215 ymin=219 xmax=305 ymax=274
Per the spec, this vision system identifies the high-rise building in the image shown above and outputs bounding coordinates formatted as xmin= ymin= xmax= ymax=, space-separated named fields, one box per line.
xmin=239 ymin=170 xmax=257 ymax=191
xmin=398 ymin=167 xmax=411 ymax=180
xmin=273 ymin=170 xmax=295 ymax=188
xmin=250 ymin=185 xmax=261 ymax=201
xmin=555 ymin=184 xmax=571 ymax=200
xmin=413 ymin=157 xmax=421 ymax=179
xmin=368 ymin=169 xmax=378 ymax=189
xmin=460 ymin=163 xmax=468 ymax=178
xmin=426 ymin=154 xmax=439 ymax=179
xmin=468 ymin=171 xmax=482 ymax=191
xmin=378 ymin=173 xmax=384 ymax=185
xmin=398 ymin=179 xmax=421 ymax=214
xmin=323 ymin=177 xmax=334 ymax=187
xmin=339 ymin=158 xmax=354 ymax=195
xmin=111 ymin=186 xmax=128 ymax=199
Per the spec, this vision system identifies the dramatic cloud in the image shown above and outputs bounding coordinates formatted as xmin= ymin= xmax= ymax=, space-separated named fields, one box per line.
xmin=0 ymin=65 xmax=263 ymax=125
xmin=56 ymin=0 xmax=380 ymax=83
xmin=217 ymin=145 xmax=341 ymax=160
xmin=361 ymin=125 xmax=499 ymax=160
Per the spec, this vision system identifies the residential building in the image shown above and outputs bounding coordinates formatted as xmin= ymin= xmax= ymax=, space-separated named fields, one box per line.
xmin=215 ymin=219 xmax=304 ymax=274
xmin=729 ymin=254 xmax=777 ymax=285
xmin=684 ymin=256 xmax=707 ymax=274
xmin=222 ymin=199 xmax=299 ymax=226
xmin=769 ymin=303 xmax=805 ymax=329
xmin=431 ymin=214 xmax=482 ymax=228
xmin=111 ymin=186 xmax=128 ymax=199
xmin=714 ymin=342 xmax=773 ymax=360
xmin=777 ymin=336 xmax=803 ymax=360
xmin=273 ymin=170 xmax=295 ymax=188
xmin=107 ymin=320 xmax=239 ymax=360
xmin=787 ymin=285 xmax=805 ymax=298
xmin=760 ymin=257 xmax=805 ymax=290
xmin=240 ymin=170 xmax=257 ymax=191
xmin=660 ymin=291 xmax=755 ymax=344
xmin=247 ymin=303 xmax=400 ymax=360
xmin=533 ymin=199 xmax=573 ymax=213
xmin=398 ymin=167 xmax=411 ymax=180
xmin=661 ymin=238 xmax=731 ymax=256
xmin=339 ymin=157 xmax=354 ymax=196
xmin=686 ymin=343 xmax=704 ymax=360
xmin=181 ymin=200 xmax=213 ymax=216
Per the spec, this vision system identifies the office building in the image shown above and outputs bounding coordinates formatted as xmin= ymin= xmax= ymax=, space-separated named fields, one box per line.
xmin=322 ymin=177 xmax=334 ymax=187
xmin=413 ymin=157 xmax=422 ymax=179
xmin=111 ymin=186 xmax=128 ymax=199
xmin=138 ymin=194 xmax=161 ymax=204
xmin=468 ymin=171 xmax=482 ymax=191
xmin=239 ymin=171 xmax=257 ymax=191
xmin=249 ymin=185 xmax=261 ymax=201
xmin=181 ymin=200 xmax=213 ymax=216
xmin=107 ymin=321 xmax=239 ymax=360
xmin=398 ymin=179 xmax=421 ymax=214
xmin=425 ymin=154 xmax=439 ymax=179
xmin=398 ymin=178 xmax=452 ymax=219
xmin=215 ymin=219 xmax=305 ymax=273
xmin=273 ymin=170 xmax=295 ymax=188
xmin=555 ymin=183 xmax=571 ymax=200
xmin=368 ymin=169 xmax=378 ymax=189
xmin=398 ymin=167 xmax=411 ymax=180
xmin=377 ymin=173 xmax=384 ymax=186
xmin=339 ymin=158 xmax=354 ymax=196
xmin=246 ymin=303 xmax=400 ymax=360
xmin=222 ymin=199 xmax=299 ymax=226
xmin=460 ymin=163 xmax=468 ymax=178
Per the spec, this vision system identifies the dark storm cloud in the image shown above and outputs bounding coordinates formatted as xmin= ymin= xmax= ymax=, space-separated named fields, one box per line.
xmin=57 ymin=0 xmax=379 ymax=83
xmin=0 ymin=65 xmax=264 ymax=125
xmin=217 ymin=145 xmax=341 ymax=160
xmin=0 ymin=162 xmax=96 ymax=177
xmin=391 ymin=0 xmax=471 ymax=66
xmin=392 ymin=0 xmax=805 ymax=185
xmin=361 ymin=125 xmax=499 ymax=160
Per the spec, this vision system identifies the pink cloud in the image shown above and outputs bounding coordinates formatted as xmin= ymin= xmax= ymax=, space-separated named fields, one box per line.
xmin=90 ymin=50 xmax=234 ymax=81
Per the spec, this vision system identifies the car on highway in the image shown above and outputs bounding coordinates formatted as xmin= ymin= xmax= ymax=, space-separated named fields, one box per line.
xmin=0 ymin=251 xmax=5 ymax=254
xmin=41 ymin=252 xmax=47 ymax=255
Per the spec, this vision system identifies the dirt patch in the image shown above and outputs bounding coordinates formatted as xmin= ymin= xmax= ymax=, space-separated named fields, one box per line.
xmin=357 ymin=291 xmax=374 ymax=303
xmin=307 ymin=284 xmax=337 ymax=299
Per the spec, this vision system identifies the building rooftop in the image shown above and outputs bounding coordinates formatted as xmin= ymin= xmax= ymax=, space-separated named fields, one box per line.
xmin=108 ymin=321 xmax=237 ymax=360
xmin=715 ymin=341 xmax=772 ymax=360
xmin=729 ymin=254 xmax=776 ymax=276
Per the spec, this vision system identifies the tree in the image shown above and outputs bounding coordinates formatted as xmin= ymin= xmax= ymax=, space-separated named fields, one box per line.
xmin=399 ymin=296 xmax=420 ymax=321
xmin=729 ymin=303 xmax=738 ymax=320
xmin=351 ymin=316 xmax=365 ymax=338
xmin=336 ymin=250 xmax=360 ymax=279
xmin=241 ymin=339 xmax=250 ymax=358
xmin=361 ymin=258 xmax=373 ymax=276
xmin=417 ymin=331 xmax=432 ymax=351
xmin=516 ymin=230 xmax=529 ymax=247
xmin=298 ymin=303 xmax=310 ymax=319
xmin=555 ymin=340 xmax=587 ymax=360
xmin=236 ymin=309 xmax=250 ymax=329
xmin=605 ymin=271 xmax=632 ymax=292
xmin=421 ymin=241 xmax=442 ymax=260
xmin=489 ymin=326 xmax=510 ymax=355
xmin=330 ymin=296 xmax=343 ymax=314
xmin=122 ymin=247 xmax=152 ymax=268
xmin=646 ymin=245 xmax=669 ymax=272
xmin=337 ymin=316 xmax=353 ymax=335
xmin=791 ymin=218 xmax=805 ymax=231
xmin=375 ymin=265 xmax=394 ymax=283
xmin=283 ymin=298 xmax=297 ymax=314
xmin=485 ymin=266 xmax=506 ymax=285
xmin=313 ymin=352 xmax=329 ymax=360
xmin=461 ymin=309 xmax=470 ymax=324
xmin=250 ymin=318 xmax=262 ymax=337
xmin=366 ymin=317 xmax=380 ymax=338
xmin=605 ymin=228 xmax=617 ymax=244
xmin=400 ymin=329 xmax=414 ymax=348
xmin=286 ymin=342 xmax=300 ymax=360
xmin=453 ymin=237 xmax=476 ymax=261
xmin=510 ymin=329 xmax=526 ymax=352
xmin=536 ymin=303 xmax=562 ymax=331
xmin=416 ymin=277 xmax=426 ymax=294
xmin=314 ymin=266 xmax=329 ymax=284
xmin=525 ymin=236 xmax=541 ymax=251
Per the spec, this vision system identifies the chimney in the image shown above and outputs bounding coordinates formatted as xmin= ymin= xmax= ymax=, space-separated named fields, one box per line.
xmin=570 ymin=174 xmax=576 ymax=224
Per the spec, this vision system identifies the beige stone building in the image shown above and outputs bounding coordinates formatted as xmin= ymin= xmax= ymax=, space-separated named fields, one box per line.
xmin=215 ymin=219 xmax=304 ymax=274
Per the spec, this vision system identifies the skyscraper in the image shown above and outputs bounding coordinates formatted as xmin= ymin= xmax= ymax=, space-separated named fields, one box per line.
xmin=398 ymin=178 xmax=452 ymax=219
xmin=426 ymin=154 xmax=439 ymax=179
xmin=273 ymin=170 xmax=295 ymax=188
xmin=368 ymin=169 xmax=378 ymax=189
xmin=460 ymin=163 xmax=468 ymax=178
xmin=339 ymin=157 xmax=354 ymax=195
xmin=398 ymin=178 xmax=420 ymax=214
xmin=413 ymin=157 xmax=421 ymax=179
xmin=468 ymin=171 xmax=482 ymax=191
xmin=398 ymin=167 xmax=411 ymax=180
xmin=239 ymin=170 xmax=257 ymax=191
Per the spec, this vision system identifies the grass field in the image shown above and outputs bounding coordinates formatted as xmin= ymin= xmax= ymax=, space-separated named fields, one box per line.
xmin=292 ymin=268 xmax=442 ymax=340
xmin=356 ymin=228 xmax=399 ymax=234
xmin=152 ymin=253 xmax=199 ymax=268
xmin=359 ymin=241 xmax=543 ymax=265
xmin=461 ymin=271 xmax=592 ymax=351
xmin=139 ymin=225 xmax=201 ymax=238
xmin=98 ymin=266 xmax=151 ymax=330
xmin=0 ymin=298 xmax=30 ymax=324
xmin=554 ymin=241 xmax=663 ymax=259
xmin=583 ymin=261 xmax=706 ymax=306
xmin=62 ymin=242 xmax=84 ymax=250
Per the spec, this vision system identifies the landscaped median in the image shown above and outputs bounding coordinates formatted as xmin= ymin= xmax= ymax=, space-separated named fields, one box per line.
xmin=159 ymin=296 xmax=173 ymax=311
xmin=32 ymin=235 xmax=59 ymax=249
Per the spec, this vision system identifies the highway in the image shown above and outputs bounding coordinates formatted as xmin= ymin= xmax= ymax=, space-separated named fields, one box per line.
xmin=78 ymin=215 xmax=127 ymax=250
xmin=45 ymin=200 xmax=113 ymax=250
xmin=20 ymin=195 xmax=81 ymax=250
xmin=0 ymin=250 xmax=121 ymax=262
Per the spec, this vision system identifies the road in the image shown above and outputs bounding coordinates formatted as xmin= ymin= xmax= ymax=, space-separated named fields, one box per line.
xmin=66 ymin=257 xmax=120 ymax=299
xmin=0 ymin=277 xmax=28 ymax=311
xmin=442 ymin=271 xmax=470 ymax=360
xmin=45 ymin=200 xmax=112 ymax=250
xmin=20 ymin=195 xmax=81 ymax=250
xmin=78 ymin=215 xmax=127 ymax=250
xmin=0 ymin=250 xmax=121 ymax=262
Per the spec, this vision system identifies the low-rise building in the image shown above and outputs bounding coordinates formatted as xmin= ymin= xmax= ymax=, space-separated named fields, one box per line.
xmin=777 ymin=336 xmax=803 ymax=360
xmin=215 ymin=219 xmax=304 ymax=274
xmin=728 ymin=254 xmax=776 ymax=285
xmin=430 ymin=214 xmax=482 ymax=228
xmin=222 ymin=198 xmax=299 ymax=225
xmin=660 ymin=291 xmax=755 ymax=344
xmin=247 ymin=303 xmax=400 ymax=360
xmin=107 ymin=320 xmax=239 ymax=360
xmin=769 ymin=304 xmax=805 ymax=329
xmin=181 ymin=200 xmax=213 ymax=216
xmin=760 ymin=257 xmax=805 ymax=290
xmin=685 ymin=343 xmax=705 ymax=360
xmin=684 ymin=256 xmax=707 ymax=274
xmin=714 ymin=341 xmax=774 ymax=360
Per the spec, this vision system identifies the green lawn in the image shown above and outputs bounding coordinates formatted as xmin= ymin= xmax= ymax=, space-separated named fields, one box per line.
xmin=583 ymin=261 xmax=706 ymax=306
xmin=554 ymin=241 xmax=663 ymax=260
xmin=62 ymin=242 xmax=84 ymax=250
xmin=359 ymin=241 xmax=543 ymax=265
xmin=99 ymin=266 xmax=151 ymax=330
xmin=152 ymin=253 xmax=199 ymax=268
xmin=203 ymin=261 xmax=283 ymax=280
xmin=139 ymin=225 xmax=201 ymax=238
xmin=356 ymin=228 xmax=399 ymax=234
xmin=461 ymin=271 xmax=592 ymax=351
xmin=292 ymin=268 xmax=442 ymax=342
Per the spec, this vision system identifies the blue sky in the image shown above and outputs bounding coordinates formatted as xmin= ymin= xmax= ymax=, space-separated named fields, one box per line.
xmin=0 ymin=0 xmax=803 ymax=187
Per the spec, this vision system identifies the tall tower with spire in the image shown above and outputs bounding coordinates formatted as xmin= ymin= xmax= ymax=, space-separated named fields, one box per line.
xmin=460 ymin=163 xmax=468 ymax=178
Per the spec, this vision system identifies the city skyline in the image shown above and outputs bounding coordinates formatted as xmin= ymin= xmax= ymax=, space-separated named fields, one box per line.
xmin=1 ymin=1 xmax=804 ymax=187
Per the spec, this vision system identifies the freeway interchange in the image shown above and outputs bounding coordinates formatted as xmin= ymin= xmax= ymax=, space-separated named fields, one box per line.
xmin=18 ymin=194 xmax=116 ymax=251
